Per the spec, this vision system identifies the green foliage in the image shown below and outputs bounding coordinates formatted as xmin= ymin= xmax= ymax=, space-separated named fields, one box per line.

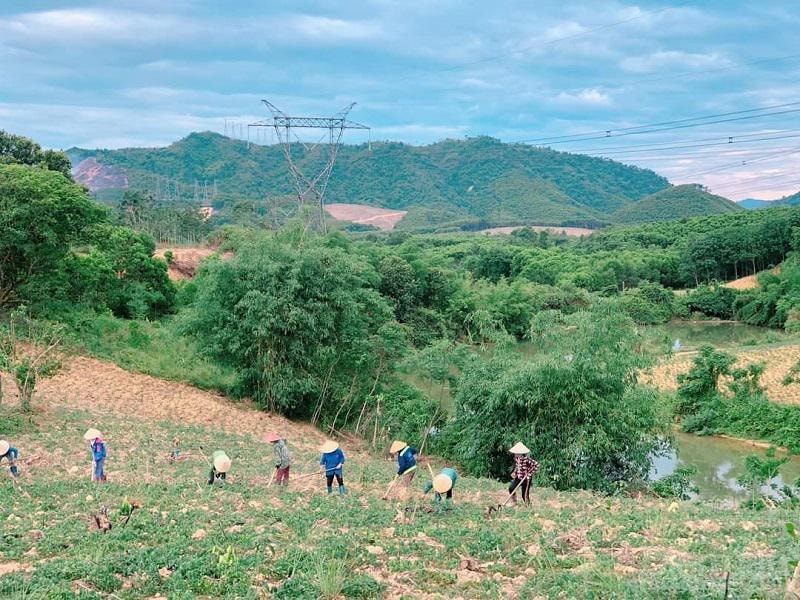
xmin=612 ymin=184 xmax=742 ymax=224
xmin=0 ymin=130 xmax=72 ymax=179
xmin=0 ymin=163 xmax=175 ymax=318
xmin=737 ymin=447 xmax=790 ymax=509
xmin=379 ymin=383 xmax=443 ymax=451
xmin=676 ymin=346 xmax=735 ymax=418
xmin=442 ymin=307 xmax=664 ymax=492
xmin=682 ymin=285 xmax=737 ymax=319
xmin=650 ymin=466 xmax=699 ymax=500
xmin=618 ymin=281 xmax=677 ymax=324
xmin=0 ymin=309 xmax=65 ymax=412
xmin=184 ymin=235 xmax=403 ymax=420
xmin=733 ymin=256 xmax=800 ymax=329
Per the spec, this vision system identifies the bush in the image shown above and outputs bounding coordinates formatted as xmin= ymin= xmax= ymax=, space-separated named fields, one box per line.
xmin=651 ymin=466 xmax=699 ymax=500
xmin=441 ymin=307 xmax=665 ymax=492
xmin=682 ymin=285 xmax=737 ymax=319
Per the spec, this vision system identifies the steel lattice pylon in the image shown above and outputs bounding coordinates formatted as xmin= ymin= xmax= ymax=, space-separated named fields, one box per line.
xmin=248 ymin=100 xmax=369 ymax=230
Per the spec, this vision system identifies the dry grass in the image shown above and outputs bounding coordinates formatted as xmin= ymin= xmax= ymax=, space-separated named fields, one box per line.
xmin=644 ymin=343 xmax=800 ymax=404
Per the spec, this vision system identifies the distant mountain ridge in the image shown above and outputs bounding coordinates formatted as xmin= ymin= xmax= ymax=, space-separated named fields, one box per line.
xmin=68 ymin=131 xmax=740 ymax=229
xmin=739 ymin=192 xmax=800 ymax=210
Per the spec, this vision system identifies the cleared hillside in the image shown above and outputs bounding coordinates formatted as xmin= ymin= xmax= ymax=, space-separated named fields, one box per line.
xmin=612 ymin=184 xmax=743 ymax=224
xmin=69 ymin=132 xmax=670 ymax=230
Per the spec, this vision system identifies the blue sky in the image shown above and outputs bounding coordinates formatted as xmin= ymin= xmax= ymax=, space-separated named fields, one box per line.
xmin=1 ymin=1 xmax=799 ymax=199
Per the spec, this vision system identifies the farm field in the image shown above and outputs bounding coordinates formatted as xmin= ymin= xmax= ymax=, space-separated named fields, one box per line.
xmin=479 ymin=225 xmax=596 ymax=237
xmin=644 ymin=342 xmax=800 ymax=404
xmin=0 ymin=355 xmax=797 ymax=598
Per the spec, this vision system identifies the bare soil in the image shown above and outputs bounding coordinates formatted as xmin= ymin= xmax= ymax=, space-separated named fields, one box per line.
xmin=154 ymin=246 xmax=231 ymax=281
xmin=644 ymin=343 xmax=800 ymax=404
xmin=324 ymin=203 xmax=407 ymax=230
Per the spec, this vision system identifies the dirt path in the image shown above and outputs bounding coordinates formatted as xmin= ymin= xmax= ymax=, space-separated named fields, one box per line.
xmin=18 ymin=356 xmax=328 ymax=453
xmin=644 ymin=343 xmax=800 ymax=404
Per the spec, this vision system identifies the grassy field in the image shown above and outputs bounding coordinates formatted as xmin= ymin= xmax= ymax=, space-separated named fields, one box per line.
xmin=0 ymin=357 xmax=797 ymax=598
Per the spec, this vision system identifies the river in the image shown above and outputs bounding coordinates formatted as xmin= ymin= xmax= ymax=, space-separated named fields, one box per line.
xmin=652 ymin=431 xmax=800 ymax=501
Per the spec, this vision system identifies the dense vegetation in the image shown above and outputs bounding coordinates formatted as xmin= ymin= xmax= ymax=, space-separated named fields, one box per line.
xmin=69 ymin=132 xmax=672 ymax=229
xmin=612 ymin=184 xmax=742 ymax=224
xmin=0 ymin=163 xmax=173 ymax=317
xmin=6 ymin=131 xmax=800 ymax=496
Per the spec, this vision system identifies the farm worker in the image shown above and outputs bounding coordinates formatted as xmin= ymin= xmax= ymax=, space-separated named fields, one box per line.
xmin=208 ymin=450 xmax=232 ymax=485
xmin=423 ymin=467 xmax=458 ymax=505
xmin=0 ymin=440 xmax=19 ymax=477
xmin=389 ymin=440 xmax=418 ymax=488
xmin=83 ymin=428 xmax=107 ymax=483
xmin=265 ymin=432 xmax=291 ymax=486
xmin=319 ymin=440 xmax=346 ymax=496
xmin=170 ymin=436 xmax=181 ymax=461
xmin=508 ymin=442 xmax=539 ymax=505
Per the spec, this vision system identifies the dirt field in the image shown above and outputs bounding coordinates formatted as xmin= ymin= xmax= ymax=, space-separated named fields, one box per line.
xmin=722 ymin=266 xmax=781 ymax=291
xmin=154 ymin=246 xmax=231 ymax=281
xmin=324 ymin=203 xmax=407 ymax=230
xmin=644 ymin=343 xmax=800 ymax=404
xmin=6 ymin=356 xmax=327 ymax=454
xmin=481 ymin=225 xmax=596 ymax=237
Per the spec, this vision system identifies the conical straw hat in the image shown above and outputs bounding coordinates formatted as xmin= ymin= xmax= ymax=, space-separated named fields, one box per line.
xmin=0 ymin=440 xmax=9 ymax=455
xmin=433 ymin=473 xmax=453 ymax=494
xmin=213 ymin=451 xmax=232 ymax=473
xmin=509 ymin=442 xmax=530 ymax=454
xmin=83 ymin=428 xmax=102 ymax=441
xmin=264 ymin=432 xmax=281 ymax=443
xmin=389 ymin=440 xmax=407 ymax=454
xmin=320 ymin=440 xmax=339 ymax=454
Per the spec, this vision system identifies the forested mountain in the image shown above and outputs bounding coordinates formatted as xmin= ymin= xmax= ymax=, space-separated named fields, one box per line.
xmin=69 ymin=132 xmax=672 ymax=229
xmin=611 ymin=184 xmax=743 ymax=224
xmin=740 ymin=191 xmax=800 ymax=210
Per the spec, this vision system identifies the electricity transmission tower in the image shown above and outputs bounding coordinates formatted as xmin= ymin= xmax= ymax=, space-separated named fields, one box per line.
xmin=248 ymin=99 xmax=369 ymax=230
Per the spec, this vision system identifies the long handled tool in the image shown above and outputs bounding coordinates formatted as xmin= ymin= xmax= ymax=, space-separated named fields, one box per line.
xmin=381 ymin=475 xmax=400 ymax=501
xmin=295 ymin=466 xmax=339 ymax=480
xmin=486 ymin=477 xmax=528 ymax=516
xmin=267 ymin=466 xmax=278 ymax=489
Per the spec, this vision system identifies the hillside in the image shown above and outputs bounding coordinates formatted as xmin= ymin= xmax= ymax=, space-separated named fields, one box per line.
xmin=612 ymin=184 xmax=743 ymax=224
xmin=740 ymin=191 xmax=800 ymax=210
xmin=68 ymin=132 xmax=670 ymax=230
xmin=1 ymin=355 xmax=795 ymax=598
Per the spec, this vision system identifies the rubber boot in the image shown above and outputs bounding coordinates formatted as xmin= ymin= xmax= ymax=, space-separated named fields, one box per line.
xmin=327 ymin=485 xmax=333 ymax=495
xmin=338 ymin=484 xmax=346 ymax=496
xmin=10 ymin=465 xmax=18 ymax=477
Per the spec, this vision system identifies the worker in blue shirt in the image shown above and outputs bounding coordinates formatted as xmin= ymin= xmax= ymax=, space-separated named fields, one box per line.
xmin=319 ymin=440 xmax=346 ymax=496
xmin=389 ymin=440 xmax=418 ymax=490
xmin=0 ymin=440 xmax=19 ymax=477
xmin=423 ymin=467 xmax=458 ymax=507
xmin=83 ymin=428 xmax=107 ymax=483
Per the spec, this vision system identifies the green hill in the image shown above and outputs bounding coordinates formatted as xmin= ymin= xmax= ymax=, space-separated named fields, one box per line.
xmin=612 ymin=184 xmax=743 ymax=224
xmin=68 ymin=132 xmax=669 ymax=229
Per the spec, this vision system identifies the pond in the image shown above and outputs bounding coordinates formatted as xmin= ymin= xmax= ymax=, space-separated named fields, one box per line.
xmin=650 ymin=431 xmax=800 ymax=501
xmin=649 ymin=320 xmax=793 ymax=354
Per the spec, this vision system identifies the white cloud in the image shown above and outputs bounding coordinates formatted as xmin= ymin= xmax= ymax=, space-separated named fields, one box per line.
xmin=283 ymin=15 xmax=383 ymax=42
xmin=621 ymin=51 xmax=730 ymax=74
xmin=552 ymin=88 xmax=612 ymax=108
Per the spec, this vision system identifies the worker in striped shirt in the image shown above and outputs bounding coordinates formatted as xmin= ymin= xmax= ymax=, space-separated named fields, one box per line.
xmin=508 ymin=442 xmax=539 ymax=505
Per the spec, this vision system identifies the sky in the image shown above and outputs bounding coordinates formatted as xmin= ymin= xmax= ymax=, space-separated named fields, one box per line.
xmin=1 ymin=1 xmax=799 ymax=199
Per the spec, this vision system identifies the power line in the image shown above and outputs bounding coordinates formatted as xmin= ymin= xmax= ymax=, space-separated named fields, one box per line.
xmin=516 ymin=100 xmax=800 ymax=144
xmin=580 ymin=132 xmax=800 ymax=157
xmin=568 ymin=129 xmax=800 ymax=154
xmin=715 ymin=178 xmax=800 ymax=196
xmin=711 ymin=171 xmax=800 ymax=192
xmin=679 ymin=145 xmax=800 ymax=178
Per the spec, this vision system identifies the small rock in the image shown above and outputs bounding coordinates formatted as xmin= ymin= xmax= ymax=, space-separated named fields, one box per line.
xmin=30 ymin=530 xmax=44 ymax=540
xmin=382 ymin=527 xmax=395 ymax=538
xmin=493 ymin=572 xmax=503 ymax=581
xmin=526 ymin=543 xmax=541 ymax=556
xmin=158 ymin=566 xmax=172 ymax=579
xmin=366 ymin=545 xmax=385 ymax=556
xmin=191 ymin=529 xmax=206 ymax=540
xmin=86 ymin=495 xmax=93 ymax=502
